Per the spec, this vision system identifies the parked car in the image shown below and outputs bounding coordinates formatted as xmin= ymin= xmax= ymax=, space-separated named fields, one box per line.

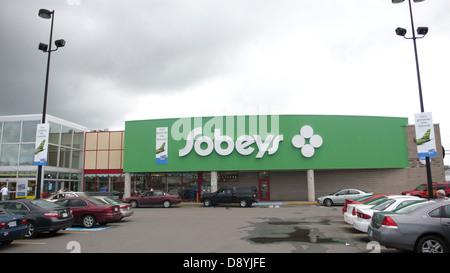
xmin=0 ymin=199 xmax=73 ymax=238
xmin=92 ymin=196 xmax=134 ymax=219
xmin=402 ymin=182 xmax=450 ymax=198
xmin=344 ymin=195 xmax=393 ymax=225
xmin=0 ymin=209 xmax=28 ymax=245
xmin=368 ymin=199 xmax=450 ymax=253
xmin=55 ymin=197 xmax=122 ymax=228
xmin=353 ymin=196 xmax=424 ymax=233
xmin=200 ymin=187 xmax=259 ymax=207
xmin=46 ymin=191 xmax=88 ymax=202
xmin=342 ymin=194 xmax=391 ymax=214
xmin=123 ymin=191 xmax=181 ymax=208
xmin=317 ymin=189 xmax=373 ymax=207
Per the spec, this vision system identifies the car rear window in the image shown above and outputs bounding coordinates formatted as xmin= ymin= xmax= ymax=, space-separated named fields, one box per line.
xmin=31 ymin=199 xmax=63 ymax=209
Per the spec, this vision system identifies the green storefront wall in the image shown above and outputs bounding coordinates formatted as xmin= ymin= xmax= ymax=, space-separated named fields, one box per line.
xmin=123 ymin=115 xmax=409 ymax=173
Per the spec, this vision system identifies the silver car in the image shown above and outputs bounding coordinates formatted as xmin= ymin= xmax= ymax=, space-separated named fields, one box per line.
xmin=317 ymin=189 xmax=373 ymax=206
xmin=92 ymin=196 xmax=134 ymax=219
xmin=368 ymin=199 xmax=450 ymax=253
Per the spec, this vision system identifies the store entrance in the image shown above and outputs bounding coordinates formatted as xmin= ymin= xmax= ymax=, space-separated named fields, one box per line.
xmin=0 ymin=180 xmax=16 ymax=200
xmin=258 ymin=171 xmax=270 ymax=201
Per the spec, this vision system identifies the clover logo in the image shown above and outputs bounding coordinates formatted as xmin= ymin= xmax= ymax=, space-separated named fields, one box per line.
xmin=291 ymin=125 xmax=323 ymax=158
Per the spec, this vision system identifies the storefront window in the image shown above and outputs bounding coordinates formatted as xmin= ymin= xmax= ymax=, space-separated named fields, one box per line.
xmin=167 ymin=173 xmax=181 ymax=196
xmin=201 ymin=172 xmax=211 ymax=194
xmin=110 ymin=174 xmax=123 ymax=196
xmin=21 ymin=120 xmax=39 ymax=142
xmin=219 ymin=171 xmax=239 ymax=182
xmin=182 ymin=173 xmax=198 ymax=200
xmin=2 ymin=122 xmax=20 ymax=143
xmin=61 ymin=126 xmax=73 ymax=147
xmin=134 ymin=174 xmax=149 ymax=195
xmin=150 ymin=173 xmax=166 ymax=191
xmin=96 ymin=174 xmax=108 ymax=192
xmin=0 ymin=144 xmax=19 ymax=166
xmin=19 ymin=144 xmax=35 ymax=165
xmin=49 ymin=123 xmax=61 ymax=145
xmin=72 ymin=150 xmax=82 ymax=169
xmin=59 ymin=147 xmax=71 ymax=168
xmin=73 ymin=130 xmax=84 ymax=149
xmin=47 ymin=145 xmax=58 ymax=167
xmin=85 ymin=174 xmax=96 ymax=192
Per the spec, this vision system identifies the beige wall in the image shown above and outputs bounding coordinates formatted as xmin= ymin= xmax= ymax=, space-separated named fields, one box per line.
xmin=84 ymin=131 xmax=124 ymax=170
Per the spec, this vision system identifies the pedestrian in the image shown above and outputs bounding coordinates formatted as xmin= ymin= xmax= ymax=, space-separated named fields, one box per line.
xmin=436 ymin=189 xmax=448 ymax=200
xmin=1 ymin=185 xmax=8 ymax=201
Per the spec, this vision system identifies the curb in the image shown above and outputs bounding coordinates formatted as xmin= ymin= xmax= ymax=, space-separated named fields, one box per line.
xmin=177 ymin=201 xmax=318 ymax=207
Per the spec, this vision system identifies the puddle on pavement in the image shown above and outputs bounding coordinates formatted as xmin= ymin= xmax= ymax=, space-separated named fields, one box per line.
xmin=249 ymin=227 xmax=344 ymax=244
xmin=246 ymin=219 xmax=346 ymax=246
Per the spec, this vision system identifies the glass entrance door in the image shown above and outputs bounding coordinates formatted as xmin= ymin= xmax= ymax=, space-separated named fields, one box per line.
xmin=258 ymin=171 xmax=270 ymax=201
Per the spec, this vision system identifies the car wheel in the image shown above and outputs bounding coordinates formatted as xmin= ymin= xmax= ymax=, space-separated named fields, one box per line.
xmin=130 ymin=200 xmax=138 ymax=208
xmin=163 ymin=200 xmax=171 ymax=208
xmin=239 ymin=199 xmax=248 ymax=207
xmin=203 ymin=199 xmax=212 ymax=207
xmin=82 ymin=215 xmax=97 ymax=228
xmin=417 ymin=236 xmax=448 ymax=253
xmin=324 ymin=198 xmax=333 ymax=207
xmin=24 ymin=222 xmax=36 ymax=238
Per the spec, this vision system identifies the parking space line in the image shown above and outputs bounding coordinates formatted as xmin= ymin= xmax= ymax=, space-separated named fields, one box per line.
xmin=12 ymin=241 xmax=46 ymax=245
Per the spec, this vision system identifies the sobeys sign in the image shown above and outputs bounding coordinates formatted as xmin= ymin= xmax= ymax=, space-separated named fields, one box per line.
xmin=124 ymin=115 xmax=409 ymax=172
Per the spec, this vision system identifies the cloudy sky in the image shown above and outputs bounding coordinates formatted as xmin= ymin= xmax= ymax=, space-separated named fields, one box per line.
xmin=1 ymin=0 xmax=450 ymax=160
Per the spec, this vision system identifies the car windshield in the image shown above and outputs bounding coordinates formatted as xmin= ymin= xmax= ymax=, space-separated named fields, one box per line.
xmin=414 ymin=184 xmax=426 ymax=191
xmin=31 ymin=199 xmax=63 ymax=209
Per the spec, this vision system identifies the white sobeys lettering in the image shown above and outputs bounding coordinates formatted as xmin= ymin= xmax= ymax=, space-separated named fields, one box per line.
xmin=179 ymin=128 xmax=283 ymax=158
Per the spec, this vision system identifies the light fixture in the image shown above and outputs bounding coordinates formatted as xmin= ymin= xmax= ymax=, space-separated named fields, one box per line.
xmin=38 ymin=43 xmax=48 ymax=52
xmin=395 ymin=27 xmax=407 ymax=36
xmin=38 ymin=9 xmax=52 ymax=19
xmin=55 ymin=39 xmax=66 ymax=48
xmin=417 ymin=27 xmax=428 ymax=35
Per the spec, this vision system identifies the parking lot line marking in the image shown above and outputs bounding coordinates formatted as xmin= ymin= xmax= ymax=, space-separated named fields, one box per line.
xmin=353 ymin=233 xmax=368 ymax=237
xmin=12 ymin=241 xmax=46 ymax=245
xmin=59 ymin=231 xmax=89 ymax=234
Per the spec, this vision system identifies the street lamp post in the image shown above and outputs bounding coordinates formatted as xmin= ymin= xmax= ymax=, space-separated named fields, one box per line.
xmin=36 ymin=9 xmax=65 ymax=199
xmin=393 ymin=0 xmax=434 ymax=198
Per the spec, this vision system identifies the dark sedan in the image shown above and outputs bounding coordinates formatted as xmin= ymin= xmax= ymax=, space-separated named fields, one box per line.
xmin=0 ymin=199 xmax=73 ymax=238
xmin=55 ymin=197 xmax=122 ymax=228
xmin=368 ymin=199 xmax=450 ymax=253
xmin=0 ymin=209 xmax=28 ymax=245
xmin=124 ymin=191 xmax=181 ymax=208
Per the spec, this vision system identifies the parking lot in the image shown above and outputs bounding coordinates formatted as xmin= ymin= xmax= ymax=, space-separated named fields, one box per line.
xmin=0 ymin=203 xmax=402 ymax=254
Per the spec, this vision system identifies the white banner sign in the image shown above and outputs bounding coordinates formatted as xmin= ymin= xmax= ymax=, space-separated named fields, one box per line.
xmin=156 ymin=127 xmax=168 ymax=165
xmin=34 ymin=123 xmax=50 ymax=165
xmin=414 ymin=112 xmax=437 ymax=158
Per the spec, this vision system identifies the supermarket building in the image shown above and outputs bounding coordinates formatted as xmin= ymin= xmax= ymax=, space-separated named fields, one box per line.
xmin=0 ymin=114 xmax=445 ymax=201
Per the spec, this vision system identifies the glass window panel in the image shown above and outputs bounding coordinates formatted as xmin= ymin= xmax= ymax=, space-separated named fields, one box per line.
xmin=96 ymin=174 xmax=108 ymax=192
xmin=150 ymin=173 xmax=166 ymax=191
xmin=71 ymin=150 xmax=82 ymax=169
xmin=49 ymin=122 xmax=61 ymax=145
xmin=21 ymin=120 xmax=40 ymax=142
xmin=61 ymin=126 xmax=73 ymax=147
xmin=0 ymin=144 xmax=19 ymax=166
xmin=182 ymin=173 xmax=198 ymax=200
xmin=59 ymin=147 xmax=71 ymax=168
xmin=19 ymin=144 xmax=35 ymax=165
xmin=3 ymin=122 xmax=21 ymax=143
xmin=0 ymin=122 xmax=3 ymax=143
xmin=73 ymin=130 xmax=84 ymax=149
xmin=167 ymin=173 xmax=181 ymax=196
xmin=85 ymin=174 xmax=96 ymax=192
xmin=47 ymin=144 xmax=58 ymax=167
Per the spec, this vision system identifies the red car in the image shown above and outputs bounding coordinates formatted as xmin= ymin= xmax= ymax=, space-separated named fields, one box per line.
xmin=342 ymin=194 xmax=391 ymax=214
xmin=55 ymin=197 xmax=122 ymax=228
xmin=124 ymin=191 xmax=181 ymax=208
xmin=402 ymin=182 xmax=450 ymax=198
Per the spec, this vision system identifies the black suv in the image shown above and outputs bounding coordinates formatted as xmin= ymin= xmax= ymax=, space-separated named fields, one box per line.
xmin=200 ymin=187 xmax=259 ymax=207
